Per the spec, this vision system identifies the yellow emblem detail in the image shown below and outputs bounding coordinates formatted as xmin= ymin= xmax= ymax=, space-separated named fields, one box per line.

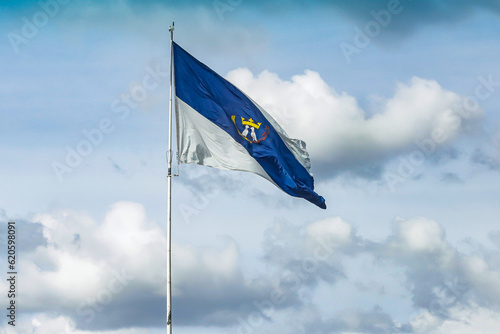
xmin=231 ymin=115 xmax=269 ymax=144
xmin=241 ymin=117 xmax=261 ymax=129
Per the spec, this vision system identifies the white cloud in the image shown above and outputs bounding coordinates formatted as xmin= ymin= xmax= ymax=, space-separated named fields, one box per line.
xmin=306 ymin=216 xmax=354 ymax=248
xmin=460 ymin=255 xmax=500 ymax=304
xmin=23 ymin=248 xmax=103 ymax=309
xmin=94 ymin=202 xmax=167 ymax=287
xmin=8 ymin=313 xmax=151 ymax=334
xmin=226 ymin=69 xmax=482 ymax=174
xmin=21 ymin=202 xmax=165 ymax=310
xmin=10 ymin=314 xmax=75 ymax=334
xmin=7 ymin=204 xmax=500 ymax=333
xmin=387 ymin=217 xmax=453 ymax=259
xmin=174 ymin=241 xmax=240 ymax=292
xmin=8 ymin=202 xmax=281 ymax=329
xmin=375 ymin=216 xmax=500 ymax=326
xmin=411 ymin=305 xmax=500 ymax=334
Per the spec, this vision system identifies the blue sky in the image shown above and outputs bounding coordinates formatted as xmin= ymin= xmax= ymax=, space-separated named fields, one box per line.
xmin=1 ymin=1 xmax=500 ymax=333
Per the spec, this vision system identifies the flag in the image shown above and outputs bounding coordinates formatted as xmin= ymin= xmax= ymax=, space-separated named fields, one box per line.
xmin=173 ymin=42 xmax=326 ymax=209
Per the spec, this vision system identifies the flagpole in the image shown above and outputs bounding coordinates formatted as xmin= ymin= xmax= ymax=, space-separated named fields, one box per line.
xmin=167 ymin=21 xmax=175 ymax=334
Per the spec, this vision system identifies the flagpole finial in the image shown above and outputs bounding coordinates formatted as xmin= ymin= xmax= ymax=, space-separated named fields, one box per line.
xmin=169 ymin=22 xmax=175 ymax=41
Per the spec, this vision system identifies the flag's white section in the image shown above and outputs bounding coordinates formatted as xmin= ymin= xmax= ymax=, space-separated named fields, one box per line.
xmin=176 ymin=97 xmax=274 ymax=183
xmin=244 ymin=94 xmax=312 ymax=175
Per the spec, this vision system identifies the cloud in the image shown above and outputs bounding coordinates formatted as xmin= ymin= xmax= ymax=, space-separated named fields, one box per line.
xmin=5 ymin=0 xmax=499 ymax=38
xmin=374 ymin=216 xmax=500 ymax=326
xmin=440 ymin=172 xmax=463 ymax=184
xmin=429 ymin=147 xmax=460 ymax=166
xmin=172 ymin=240 xmax=285 ymax=327
xmin=107 ymin=157 xmax=125 ymax=174
xmin=470 ymin=148 xmax=500 ymax=171
xmin=2 ymin=206 xmax=366 ymax=332
xmin=385 ymin=217 xmax=451 ymax=256
xmin=6 ymin=204 xmax=500 ymax=333
xmin=2 ymin=202 xmax=283 ymax=331
xmin=489 ymin=230 xmax=500 ymax=248
xmin=0 ymin=215 xmax=46 ymax=252
xmin=261 ymin=217 xmax=362 ymax=291
xmin=226 ymin=68 xmax=481 ymax=177
xmin=9 ymin=313 xmax=151 ymax=334
xmin=307 ymin=305 xmax=412 ymax=334
xmin=325 ymin=0 xmax=500 ymax=37
xmin=54 ymin=1 xmax=267 ymax=59
xmin=411 ymin=305 xmax=500 ymax=334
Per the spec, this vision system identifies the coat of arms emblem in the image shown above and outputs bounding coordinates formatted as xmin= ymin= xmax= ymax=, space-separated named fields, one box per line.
xmin=231 ymin=116 xmax=269 ymax=144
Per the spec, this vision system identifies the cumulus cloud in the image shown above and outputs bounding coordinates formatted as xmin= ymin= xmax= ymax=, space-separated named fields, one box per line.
xmin=6 ymin=204 xmax=500 ymax=333
xmin=0 ymin=217 xmax=46 ymax=252
xmin=374 ymin=216 xmax=500 ymax=325
xmin=172 ymin=241 xmax=284 ymax=326
xmin=227 ymin=69 xmax=481 ymax=176
xmin=470 ymin=148 xmax=500 ymax=171
xmin=411 ymin=305 xmax=500 ymax=334
xmin=9 ymin=313 xmax=150 ymax=334
xmin=257 ymin=216 xmax=500 ymax=334
xmin=274 ymin=216 xmax=500 ymax=333
xmin=306 ymin=305 xmax=412 ymax=334
xmin=3 ymin=202 xmax=281 ymax=331
xmin=262 ymin=217 xmax=362 ymax=291
xmin=250 ymin=215 xmax=500 ymax=333
xmin=383 ymin=217 xmax=452 ymax=258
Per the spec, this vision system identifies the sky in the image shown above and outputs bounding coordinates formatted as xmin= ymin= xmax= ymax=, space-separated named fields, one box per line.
xmin=1 ymin=0 xmax=500 ymax=333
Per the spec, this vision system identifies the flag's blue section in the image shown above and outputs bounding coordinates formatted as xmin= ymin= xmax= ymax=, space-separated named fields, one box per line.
xmin=173 ymin=42 xmax=326 ymax=209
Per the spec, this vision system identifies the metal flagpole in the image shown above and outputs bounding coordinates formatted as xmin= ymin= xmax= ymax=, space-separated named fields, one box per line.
xmin=167 ymin=21 xmax=175 ymax=334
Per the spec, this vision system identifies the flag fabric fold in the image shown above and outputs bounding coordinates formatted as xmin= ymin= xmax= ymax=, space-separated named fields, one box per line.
xmin=173 ymin=42 xmax=326 ymax=209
